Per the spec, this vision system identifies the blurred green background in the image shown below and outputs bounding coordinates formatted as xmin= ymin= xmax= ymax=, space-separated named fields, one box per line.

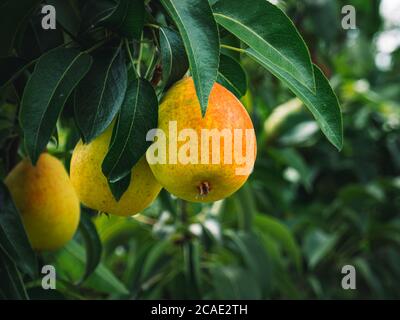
xmin=3 ymin=0 xmax=400 ymax=299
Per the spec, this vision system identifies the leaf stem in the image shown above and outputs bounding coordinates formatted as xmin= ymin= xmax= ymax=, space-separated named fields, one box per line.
xmin=124 ymin=39 xmax=139 ymax=78
xmin=137 ymin=32 xmax=144 ymax=77
xmin=220 ymin=44 xmax=245 ymax=53
xmin=144 ymin=46 xmax=158 ymax=80
xmin=145 ymin=23 xmax=160 ymax=30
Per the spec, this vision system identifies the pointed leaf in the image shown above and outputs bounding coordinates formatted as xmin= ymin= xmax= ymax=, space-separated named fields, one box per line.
xmin=0 ymin=182 xmax=37 ymax=278
xmin=217 ymin=53 xmax=247 ymax=98
xmin=102 ymin=77 xmax=158 ymax=183
xmin=247 ymin=49 xmax=343 ymax=150
xmin=160 ymin=0 xmax=220 ymax=116
xmin=159 ymin=27 xmax=189 ymax=89
xmin=75 ymin=47 xmax=127 ymax=143
xmin=108 ymin=173 xmax=131 ymax=201
xmin=20 ymin=48 xmax=92 ymax=164
xmin=213 ymin=0 xmax=315 ymax=91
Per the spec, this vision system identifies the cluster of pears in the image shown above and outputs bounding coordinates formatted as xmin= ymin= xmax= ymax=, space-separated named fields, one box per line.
xmin=5 ymin=77 xmax=256 ymax=251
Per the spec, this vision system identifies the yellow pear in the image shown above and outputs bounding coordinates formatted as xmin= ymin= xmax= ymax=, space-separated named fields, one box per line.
xmin=70 ymin=126 xmax=162 ymax=216
xmin=146 ymin=77 xmax=257 ymax=202
xmin=5 ymin=153 xmax=80 ymax=251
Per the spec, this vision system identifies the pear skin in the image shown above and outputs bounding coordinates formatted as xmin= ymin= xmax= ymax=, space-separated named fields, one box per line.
xmin=5 ymin=153 xmax=80 ymax=251
xmin=70 ymin=126 xmax=162 ymax=216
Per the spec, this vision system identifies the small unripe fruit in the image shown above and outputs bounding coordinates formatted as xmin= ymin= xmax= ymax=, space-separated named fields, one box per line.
xmin=147 ymin=77 xmax=257 ymax=202
xmin=5 ymin=153 xmax=80 ymax=251
xmin=70 ymin=126 xmax=162 ymax=216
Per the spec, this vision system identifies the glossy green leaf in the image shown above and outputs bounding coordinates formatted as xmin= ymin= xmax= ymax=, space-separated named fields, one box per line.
xmin=0 ymin=182 xmax=37 ymax=278
xmin=108 ymin=173 xmax=131 ymax=201
xmin=99 ymin=0 xmax=145 ymax=39
xmin=248 ymin=49 xmax=343 ymax=150
xmin=74 ymin=47 xmax=127 ymax=143
xmin=159 ymin=27 xmax=189 ymax=89
xmin=0 ymin=0 xmax=41 ymax=56
xmin=217 ymin=53 xmax=247 ymax=98
xmin=102 ymin=77 xmax=158 ymax=183
xmin=160 ymin=0 xmax=220 ymax=116
xmin=0 ymin=246 xmax=29 ymax=300
xmin=213 ymin=0 xmax=315 ymax=91
xmin=20 ymin=48 xmax=92 ymax=164
xmin=78 ymin=207 xmax=102 ymax=283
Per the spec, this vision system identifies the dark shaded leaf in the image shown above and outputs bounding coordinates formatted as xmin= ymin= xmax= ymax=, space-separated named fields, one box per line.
xmin=100 ymin=0 xmax=145 ymax=39
xmin=46 ymin=0 xmax=81 ymax=36
xmin=159 ymin=27 xmax=189 ymax=88
xmin=74 ymin=46 xmax=127 ymax=143
xmin=0 ymin=0 xmax=41 ymax=56
xmin=217 ymin=53 xmax=247 ymax=98
xmin=20 ymin=48 xmax=92 ymax=164
xmin=102 ymin=77 xmax=158 ymax=183
xmin=108 ymin=173 xmax=131 ymax=201
xmin=0 ymin=57 xmax=27 ymax=89
xmin=0 ymin=246 xmax=29 ymax=300
xmin=160 ymin=0 xmax=220 ymax=116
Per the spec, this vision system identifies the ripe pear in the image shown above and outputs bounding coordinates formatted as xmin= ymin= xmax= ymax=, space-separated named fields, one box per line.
xmin=70 ymin=125 xmax=162 ymax=216
xmin=4 ymin=153 xmax=80 ymax=251
xmin=146 ymin=77 xmax=257 ymax=202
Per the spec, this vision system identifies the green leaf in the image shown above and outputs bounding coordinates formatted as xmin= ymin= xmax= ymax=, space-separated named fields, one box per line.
xmin=160 ymin=0 xmax=220 ymax=116
xmin=159 ymin=27 xmax=189 ymax=89
xmin=225 ymin=231 xmax=271 ymax=295
xmin=248 ymin=49 xmax=343 ymax=150
xmin=254 ymin=214 xmax=302 ymax=271
xmin=74 ymin=47 xmax=127 ymax=143
xmin=20 ymin=48 xmax=92 ymax=164
xmin=102 ymin=76 xmax=158 ymax=183
xmin=211 ymin=266 xmax=261 ymax=299
xmin=213 ymin=0 xmax=315 ymax=91
xmin=0 ymin=57 xmax=27 ymax=89
xmin=78 ymin=207 xmax=102 ymax=283
xmin=16 ymin=9 xmax=64 ymax=61
xmin=0 ymin=182 xmax=37 ymax=278
xmin=303 ymin=229 xmax=338 ymax=269
xmin=217 ymin=53 xmax=247 ymax=98
xmin=0 ymin=0 xmax=41 ymax=56
xmin=99 ymin=0 xmax=145 ymax=39
xmin=108 ymin=173 xmax=131 ymax=201
xmin=183 ymin=240 xmax=202 ymax=298
xmin=0 ymin=246 xmax=29 ymax=300
xmin=52 ymin=240 xmax=129 ymax=295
